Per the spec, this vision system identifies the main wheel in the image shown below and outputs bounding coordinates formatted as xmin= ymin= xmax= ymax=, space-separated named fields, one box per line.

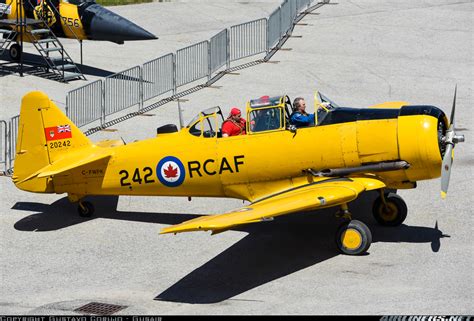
xmin=335 ymin=220 xmax=372 ymax=255
xmin=372 ymin=193 xmax=407 ymax=226
xmin=9 ymin=43 xmax=21 ymax=61
xmin=78 ymin=201 xmax=94 ymax=217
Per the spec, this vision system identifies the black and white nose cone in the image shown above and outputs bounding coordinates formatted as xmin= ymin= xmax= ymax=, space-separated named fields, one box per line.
xmin=84 ymin=4 xmax=157 ymax=43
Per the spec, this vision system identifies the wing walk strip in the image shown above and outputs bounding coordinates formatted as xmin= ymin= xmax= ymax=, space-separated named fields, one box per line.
xmin=160 ymin=177 xmax=385 ymax=235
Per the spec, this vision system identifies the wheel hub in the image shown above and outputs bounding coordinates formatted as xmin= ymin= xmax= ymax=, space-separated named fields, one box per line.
xmin=341 ymin=229 xmax=362 ymax=250
xmin=380 ymin=203 xmax=397 ymax=221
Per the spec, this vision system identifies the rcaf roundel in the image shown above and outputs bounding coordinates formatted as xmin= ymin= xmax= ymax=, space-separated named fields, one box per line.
xmin=156 ymin=156 xmax=185 ymax=187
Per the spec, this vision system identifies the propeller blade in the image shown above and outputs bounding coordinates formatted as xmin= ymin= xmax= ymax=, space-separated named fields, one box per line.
xmin=450 ymin=85 xmax=457 ymax=128
xmin=441 ymin=143 xmax=454 ymax=199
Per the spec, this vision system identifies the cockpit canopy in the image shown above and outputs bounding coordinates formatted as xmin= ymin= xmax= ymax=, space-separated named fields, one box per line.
xmin=249 ymin=96 xmax=283 ymax=109
xmin=187 ymin=106 xmax=225 ymax=138
xmin=185 ymin=92 xmax=344 ymax=138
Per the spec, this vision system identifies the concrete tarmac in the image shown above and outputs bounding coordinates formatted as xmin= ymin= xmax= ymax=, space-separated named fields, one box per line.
xmin=0 ymin=0 xmax=473 ymax=315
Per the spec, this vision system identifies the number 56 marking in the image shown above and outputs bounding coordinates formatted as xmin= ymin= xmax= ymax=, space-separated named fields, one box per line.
xmin=62 ymin=17 xmax=80 ymax=28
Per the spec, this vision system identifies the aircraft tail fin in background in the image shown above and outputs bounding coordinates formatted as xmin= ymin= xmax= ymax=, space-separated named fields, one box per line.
xmin=12 ymin=91 xmax=92 ymax=192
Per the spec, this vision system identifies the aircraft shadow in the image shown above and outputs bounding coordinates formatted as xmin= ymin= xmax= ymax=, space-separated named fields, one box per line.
xmin=12 ymin=192 xmax=449 ymax=304
xmin=12 ymin=195 xmax=202 ymax=231
xmin=154 ymin=194 xmax=449 ymax=304
xmin=0 ymin=52 xmax=117 ymax=78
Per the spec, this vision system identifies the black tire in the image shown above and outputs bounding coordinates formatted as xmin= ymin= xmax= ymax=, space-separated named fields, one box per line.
xmin=78 ymin=201 xmax=94 ymax=217
xmin=9 ymin=43 xmax=21 ymax=61
xmin=372 ymin=193 xmax=407 ymax=226
xmin=335 ymin=220 xmax=372 ymax=255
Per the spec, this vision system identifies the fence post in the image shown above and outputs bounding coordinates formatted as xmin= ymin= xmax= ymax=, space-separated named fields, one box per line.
xmin=0 ymin=120 xmax=6 ymax=174
xmin=6 ymin=120 xmax=10 ymax=173
xmin=101 ymin=80 xmax=106 ymax=126
xmin=65 ymin=94 xmax=69 ymax=118
xmin=139 ymin=66 xmax=144 ymax=111
xmin=226 ymin=28 xmax=230 ymax=70
xmin=266 ymin=17 xmax=270 ymax=54
xmin=7 ymin=117 xmax=14 ymax=174
xmin=172 ymin=53 xmax=177 ymax=96
xmin=207 ymin=40 xmax=212 ymax=82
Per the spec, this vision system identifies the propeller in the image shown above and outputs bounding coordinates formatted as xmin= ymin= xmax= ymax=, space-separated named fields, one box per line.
xmin=440 ymin=85 xmax=465 ymax=199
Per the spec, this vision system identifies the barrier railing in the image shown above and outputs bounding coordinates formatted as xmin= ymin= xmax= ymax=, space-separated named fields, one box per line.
xmin=8 ymin=115 xmax=19 ymax=174
xmin=143 ymin=53 xmax=174 ymax=101
xmin=210 ymin=29 xmax=228 ymax=74
xmin=230 ymin=18 xmax=268 ymax=62
xmin=66 ymin=80 xmax=103 ymax=127
xmin=64 ymin=0 xmax=320 ymax=131
xmin=105 ymin=66 xmax=143 ymax=116
xmin=280 ymin=0 xmax=293 ymax=37
xmin=176 ymin=41 xmax=210 ymax=87
xmin=0 ymin=120 xmax=6 ymax=174
xmin=268 ymin=8 xmax=281 ymax=50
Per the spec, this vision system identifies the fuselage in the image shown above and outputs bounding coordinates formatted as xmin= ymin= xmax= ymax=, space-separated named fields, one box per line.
xmin=49 ymin=105 xmax=447 ymax=202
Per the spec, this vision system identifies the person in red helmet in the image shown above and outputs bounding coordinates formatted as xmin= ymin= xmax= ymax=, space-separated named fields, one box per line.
xmin=222 ymin=107 xmax=246 ymax=137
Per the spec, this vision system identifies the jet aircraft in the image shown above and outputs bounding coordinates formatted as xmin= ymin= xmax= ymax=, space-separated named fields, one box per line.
xmin=0 ymin=0 xmax=157 ymax=60
xmin=11 ymin=90 xmax=464 ymax=255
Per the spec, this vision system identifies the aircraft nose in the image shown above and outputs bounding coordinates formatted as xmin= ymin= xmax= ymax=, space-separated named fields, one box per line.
xmin=83 ymin=4 xmax=157 ymax=43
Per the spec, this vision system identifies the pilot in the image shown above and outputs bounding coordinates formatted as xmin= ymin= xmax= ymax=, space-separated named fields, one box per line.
xmin=290 ymin=97 xmax=315 ymax=128
xmin=222 ymin=107 xmax=247 ymax=137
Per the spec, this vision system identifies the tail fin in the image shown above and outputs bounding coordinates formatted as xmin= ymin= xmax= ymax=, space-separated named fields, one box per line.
xmin=13 ymin=91 xmax=92 ymax=192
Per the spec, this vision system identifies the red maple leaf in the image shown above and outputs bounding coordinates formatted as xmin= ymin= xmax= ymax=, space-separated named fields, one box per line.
xmin=164 ymin=163 xmax=178 ymax=178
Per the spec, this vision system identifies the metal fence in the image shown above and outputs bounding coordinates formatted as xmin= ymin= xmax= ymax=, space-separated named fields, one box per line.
xmin=268 ymin=8 xmax=281 ymax=50
xmin=176 ymin=41 xmax=210 ymax=87
xmin=67 ymin=80 xmax=103 ymax=127
xmin=210 ymin=29 xmax=228 ymax=73
xmin=9 ymin=115 xmax=19 ymax=172
xmin=143 ymin=53 xmax=174 ymax=101
xmin=297 ymin=0 xmax=312 ymax=11
xmin=280 ymin=0 xmax=293 ymax=36
xmin=230 ymin=18 xmax=267 ymax=62
xmin=0 ymin=120 xmax=7 ymax=173
xmin=105 ymin=66 xmax=142 ymax=116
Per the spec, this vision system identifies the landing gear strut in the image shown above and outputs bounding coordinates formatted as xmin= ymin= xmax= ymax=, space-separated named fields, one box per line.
xmin=334 ymin=203 xmax=372 ymax=255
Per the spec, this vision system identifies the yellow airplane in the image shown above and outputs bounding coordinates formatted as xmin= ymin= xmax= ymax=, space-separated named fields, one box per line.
xmin=0 ymin=0 xmax=156 ymax=60
xmin=11 ymin=90 xmax=464 ymax=255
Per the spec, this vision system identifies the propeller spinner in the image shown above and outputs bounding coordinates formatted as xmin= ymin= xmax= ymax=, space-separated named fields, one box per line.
xmin=440 ymin=85 xmax=465 ymax=198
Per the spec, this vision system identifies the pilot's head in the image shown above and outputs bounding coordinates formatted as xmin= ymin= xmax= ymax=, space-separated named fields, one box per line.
xmin=230 ymin=107 xmax=242 ymax=120
xmin=293 ymin=97 xmax=306 ymax=113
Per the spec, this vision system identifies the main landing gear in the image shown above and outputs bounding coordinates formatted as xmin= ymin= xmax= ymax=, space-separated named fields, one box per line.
xmin=335 ymin=190 xmax=408 ymax=255
xmin=335 ymin=203 xmax=372 ymax=255
xmin=372 ymin=191 xmax=407 ymax=226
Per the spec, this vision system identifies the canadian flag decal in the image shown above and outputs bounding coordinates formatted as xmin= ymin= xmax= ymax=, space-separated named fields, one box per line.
xmin=44 ymin=125 xmax=72 ymax=141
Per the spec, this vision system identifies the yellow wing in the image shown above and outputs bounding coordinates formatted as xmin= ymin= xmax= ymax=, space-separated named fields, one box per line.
xmin=160 ymin=177 xmax=385 ymax=234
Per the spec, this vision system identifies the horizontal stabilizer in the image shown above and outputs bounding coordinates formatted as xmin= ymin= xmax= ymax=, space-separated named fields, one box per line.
xmin=16 ymin=148 xmax=112 ymax=184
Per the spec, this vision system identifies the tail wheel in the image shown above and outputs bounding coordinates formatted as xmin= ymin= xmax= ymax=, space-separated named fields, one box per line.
xmin=372 ymin=193 xmax=407 ymax=226
xmin=78 ymin=201 xmax=94 ymax=217
xmin=335 ymin=220 xmax=372 ymax=255
xmin=9 ymin=43 xmax=21 ymax=61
